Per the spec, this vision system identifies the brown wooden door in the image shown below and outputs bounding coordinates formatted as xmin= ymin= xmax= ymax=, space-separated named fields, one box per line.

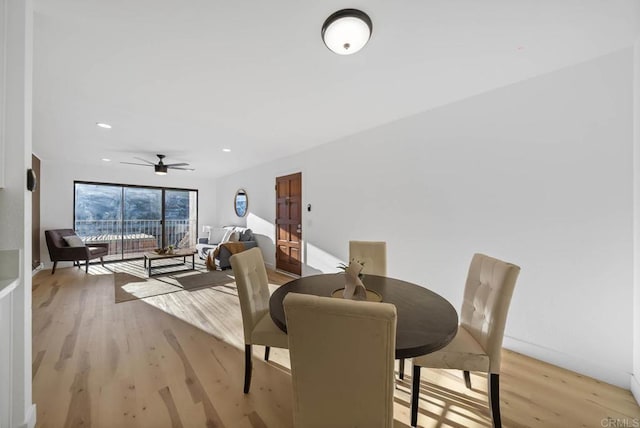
xmin=275 ymin=172 xmax=302 ymax=275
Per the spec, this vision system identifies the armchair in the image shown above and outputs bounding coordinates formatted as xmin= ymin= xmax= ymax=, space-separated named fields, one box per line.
xmin=45 ymin=229 xmax=109 ymax=274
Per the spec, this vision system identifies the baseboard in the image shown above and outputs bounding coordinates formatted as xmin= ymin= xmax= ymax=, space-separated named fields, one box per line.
xmin=503 ymin=335 xmax=629 ymax=388
xmin=264 ymin=262 xmax=275 ymax=270
xmin=275 ymin=269 xmax=300 ymax=279
xmin=631 ymin=374 xmax=640 ymax=405
xmin=31 ymin=262 xmax=44 ymax=276
xmin=18 ymin=404 xmax=36 ymax=428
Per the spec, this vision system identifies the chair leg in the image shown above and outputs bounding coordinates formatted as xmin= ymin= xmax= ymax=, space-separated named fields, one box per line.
xmin=411 ymin=365 xmax=421 ymax=427
xmin=464 ymin=370 xmax=472 ymax=389
xmin=51 ymin=261 xmax=57 ymax=274
xmin=264 ymin=346 xmax=270 ymax=361
xmin=100 ymin=257 xmax=105 ymax=267
xmin=244 ymin=344 xmax=252 ymax=394
xmin=85 ymin=259 xmax=89 ymax=273
xmin=399 ymin=358 xmax=405 ymax=380
xmin=488 ymin=373 xmax=502 ymax=428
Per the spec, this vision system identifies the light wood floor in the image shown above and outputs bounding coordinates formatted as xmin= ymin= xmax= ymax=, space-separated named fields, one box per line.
xmin=32 ymin=264 xmax=640 ymax=427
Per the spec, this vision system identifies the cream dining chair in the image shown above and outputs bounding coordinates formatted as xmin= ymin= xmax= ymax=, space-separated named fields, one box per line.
xmin=284 ymin=293 xmax=397 ymax=428
xmin=349 ymin=240 xmax=387 ymax=276
xmin=349 ymin=240 xmax=409 ymax=379
xmin=410 ymin=253 xmax=520 ymax=428
xmin=229 ymin=247 xmax=288 ymax=393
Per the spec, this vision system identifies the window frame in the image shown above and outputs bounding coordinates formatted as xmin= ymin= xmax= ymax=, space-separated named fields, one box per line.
xmin=73 ymin=180 xmax=199 ymax=261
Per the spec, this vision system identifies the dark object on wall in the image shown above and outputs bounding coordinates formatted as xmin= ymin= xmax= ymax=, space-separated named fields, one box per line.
xmin=32 ymin=155 xmax=41 ymax=270
xmin=45 ymin=229 xmax=109 ymax=274
xmin=307 ymin=204 xmax=311 ymax=212
xmin=26 ymin=169 xmax=37 ymax=191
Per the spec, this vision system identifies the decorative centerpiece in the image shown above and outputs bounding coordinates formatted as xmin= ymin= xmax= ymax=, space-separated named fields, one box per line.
xmin=154 ymin=245 xmax=175 ymax=255
xmin=340 ymin=260 xmax=367 ymax=300
xmin=333 ymin=260 xmax=382 ymax=302
xmin=337 ymin=259 xmax=365 ymax=280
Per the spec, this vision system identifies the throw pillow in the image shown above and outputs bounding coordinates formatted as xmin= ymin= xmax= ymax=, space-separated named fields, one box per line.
xmin=220 ymin=228 xmax=235 ymax=243
xmin=228 ymin=231 xmax=239 ymax=242
xmin=239 ymin=229 xmax=254 ymax=242
xmin=63 ymin=235 xmax=85 ymax=247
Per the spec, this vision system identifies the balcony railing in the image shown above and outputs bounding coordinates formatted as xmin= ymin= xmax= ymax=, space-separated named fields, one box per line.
xmin=75 ymin=219 xmax=196 ymax=259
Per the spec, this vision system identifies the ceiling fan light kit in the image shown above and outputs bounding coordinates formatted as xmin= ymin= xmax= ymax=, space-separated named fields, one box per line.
xmin=120 ymin=154 xmax=194 ymax=175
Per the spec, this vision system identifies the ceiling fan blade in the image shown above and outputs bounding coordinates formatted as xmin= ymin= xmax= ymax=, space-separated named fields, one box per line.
xmin=133 ymin=157 xmax=155 ymax=165
xmin=164 ymin=162 xmax=189 ymax=167
xmin=120 ymin=162 xmax=151 ymax=166
xmin=168 ymin=166 xmax=195 ymax=171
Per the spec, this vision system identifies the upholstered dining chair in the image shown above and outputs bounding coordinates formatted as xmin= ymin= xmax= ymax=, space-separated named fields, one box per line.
xmin=349 ymin=240 xmax=387 ymax=276
xmin=349 ymin=240 xmax=408 ymax=378
xmin=229 ymin=247 xmax=288 ymax=393
xmin=284 ymin=293 xmax=397 ymax=428
xmin=410 ymin=253 xmax=520 ymax=428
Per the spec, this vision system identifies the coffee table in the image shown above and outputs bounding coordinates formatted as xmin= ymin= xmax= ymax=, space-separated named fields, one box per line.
xmin=143 ymin=249 xmax=196 ymax=277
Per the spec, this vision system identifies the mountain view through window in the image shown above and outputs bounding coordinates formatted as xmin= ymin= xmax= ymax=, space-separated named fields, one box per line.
xmin=74 ymin=182 xmax=197 ymax=260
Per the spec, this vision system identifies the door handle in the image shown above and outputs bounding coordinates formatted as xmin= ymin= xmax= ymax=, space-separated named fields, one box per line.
xmin=296 ymin=224 xmax=302 ymax=233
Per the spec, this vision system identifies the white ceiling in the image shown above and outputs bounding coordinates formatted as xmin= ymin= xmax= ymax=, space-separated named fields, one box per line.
xmin=32 ymin=0 xmax=640 ymax=178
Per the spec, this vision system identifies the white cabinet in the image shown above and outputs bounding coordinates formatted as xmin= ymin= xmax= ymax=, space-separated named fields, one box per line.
xmin=0 ymin=249 xmax=20 ymax=428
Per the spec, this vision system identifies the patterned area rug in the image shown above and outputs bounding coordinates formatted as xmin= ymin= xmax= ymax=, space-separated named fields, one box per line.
xmin=176 ymin=270 xmax=235 ymax=290
xmin=103 ymin=259 xmax=236 ymax=303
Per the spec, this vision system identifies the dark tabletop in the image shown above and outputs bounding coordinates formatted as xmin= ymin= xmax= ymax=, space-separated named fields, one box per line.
xmin=269 ymin=273 xmax=459 ymax=359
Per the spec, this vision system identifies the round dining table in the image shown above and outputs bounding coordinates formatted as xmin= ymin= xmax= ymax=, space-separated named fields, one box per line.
xmin=269 ymin=273 xmax=459 ymax=359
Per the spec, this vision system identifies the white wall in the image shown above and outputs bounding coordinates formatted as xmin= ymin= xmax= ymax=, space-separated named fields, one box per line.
xmin=217 ymin=49 xmax=635 ymax=388
xmin=39 ymin=160 xmax=216 ymax=266
xmin=632 ymin=37 xmax=640 ymax=404
xmin=0 ymin=0 xmax=36 ymax=426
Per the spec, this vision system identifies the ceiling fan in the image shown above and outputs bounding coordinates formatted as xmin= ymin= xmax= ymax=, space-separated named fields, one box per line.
xmin=120 ymin=154 xmax=194 ymax=175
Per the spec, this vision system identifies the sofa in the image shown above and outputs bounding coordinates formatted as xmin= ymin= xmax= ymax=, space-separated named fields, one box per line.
xmin=196 ymin=226 xmax=258 ymax=270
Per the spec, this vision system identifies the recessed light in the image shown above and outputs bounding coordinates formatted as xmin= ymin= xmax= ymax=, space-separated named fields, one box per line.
xmin=222 ymin=148 xmax=231 ymax=153
xmin=96 ymin=122 xmax=112 ymax=129
xmin=101 ymin=158 xmax=111 ymax=162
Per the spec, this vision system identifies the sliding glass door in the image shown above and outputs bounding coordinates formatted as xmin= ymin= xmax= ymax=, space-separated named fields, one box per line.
xmin=123 ymin=187 xmax=163 ymax=259
xmin=165 ymin=189 xmax=198 ymax=250
xmin=75 ymin=183 xmax=123 ymax=261
xmin=74 ymin=182 xmax=198 ymax=261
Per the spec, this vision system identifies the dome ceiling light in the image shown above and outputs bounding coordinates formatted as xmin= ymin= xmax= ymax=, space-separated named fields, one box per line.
xmin=321 ymin=9 xmax=372 ymax=55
